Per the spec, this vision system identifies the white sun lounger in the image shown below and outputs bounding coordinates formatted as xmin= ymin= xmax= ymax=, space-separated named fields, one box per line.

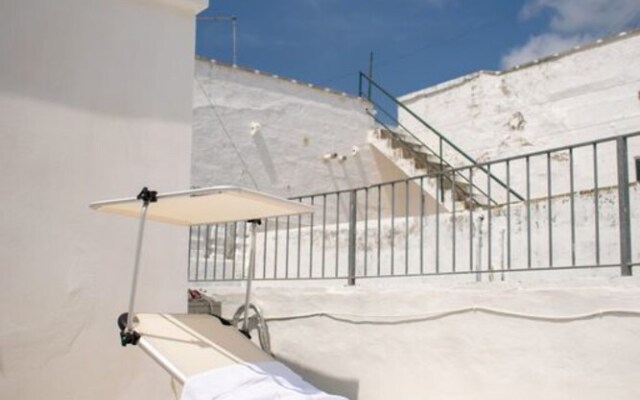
xmin=91 ymin=187 xmax=346 ymax=399
xmin=133 ymin=313 xmax=273 ymax=384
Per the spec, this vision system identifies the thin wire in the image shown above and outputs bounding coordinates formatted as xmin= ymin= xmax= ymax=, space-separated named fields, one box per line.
xmin=195 ymin=77 xmax=260 ymax=189
xmin=319 ymin=15 xmax=511 ymax=86
xmin=265 ymin=307 xmax=640 ymax=325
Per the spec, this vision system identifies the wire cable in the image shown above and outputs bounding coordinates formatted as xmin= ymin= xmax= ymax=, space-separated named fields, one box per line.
xmin=264 ymin=307 xmax=640 ymax=325
xmin=195 ymin=77 xmax=260 ymax=189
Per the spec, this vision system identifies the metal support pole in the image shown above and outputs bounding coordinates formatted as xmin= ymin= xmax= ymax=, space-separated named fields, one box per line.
xmin=348 ymin=190 xmax=357 ymax=285
xmin=243 ymin=220 xmax=259 ymax=331
xmin=126 ymin=202 xmax=150 ymax=333
xmin=119 ymin=187 xmax=157 ymax=347
xmin=616 ymin=138 xmax=632 ymax=276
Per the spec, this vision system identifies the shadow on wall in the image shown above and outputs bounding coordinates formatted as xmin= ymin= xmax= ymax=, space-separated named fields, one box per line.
xmin=277 ymin=355 xmax=360 ymax=399
xmin=250 ymin=122 xmax=278 ymax=184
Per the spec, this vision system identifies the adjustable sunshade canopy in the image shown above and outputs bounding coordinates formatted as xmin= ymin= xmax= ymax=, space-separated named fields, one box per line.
xmin=90 ymin=186 xmax=312 ymax=225
xmin=90 ymin=186 xmax=313 ymax=346
xmin=89 ymin=188 xmax=344 ymax=398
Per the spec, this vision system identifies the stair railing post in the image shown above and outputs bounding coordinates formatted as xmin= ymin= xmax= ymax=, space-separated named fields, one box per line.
xmin=367 ymin=52 xmax=374 ymax=101
xmin=616 ymin=137 xmax=632 ymax=276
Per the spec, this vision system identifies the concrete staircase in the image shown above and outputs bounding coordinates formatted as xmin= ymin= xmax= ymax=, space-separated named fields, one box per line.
xmin=369 ymin=127 xmax=491 ymax=210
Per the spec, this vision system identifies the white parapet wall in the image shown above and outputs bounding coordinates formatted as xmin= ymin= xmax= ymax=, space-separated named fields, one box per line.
xmin=197 ymin=278 xmax=640 ymax=400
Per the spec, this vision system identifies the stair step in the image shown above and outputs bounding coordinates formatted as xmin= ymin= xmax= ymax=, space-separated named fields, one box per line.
xmin=374 ymin=127 xmax=499 ymax=209
xmin=471 ymin=193 xmax=491 ymax=206
xmin=414 ymin=152 xmax=441 ymax=164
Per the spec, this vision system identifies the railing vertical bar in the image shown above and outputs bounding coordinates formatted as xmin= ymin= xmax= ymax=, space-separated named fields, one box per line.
xmin=322 ymin=194 xmax=327 ymax=278
xmin=222 ymin=222 xmax=229 ymax=277
xmin=364 ymin=188 xmax=369 ymax=276
xmin=593 ymin=144 xmax=600 ymax=266
xmin=232 ymin=222 xmax=237 ymax=279
xmin=377 ymin=185 xmax=382 ymax=276
xmin=391 ymin=182 xmax=396 ymax=275
xmin=285 ymin=216 xmax=290 ymax=278
xmin=309 ymin=197 xmax=315 ymax=278
xmin=188 ymin=226 xmax=193 ymax=281
xmin=195 ymin=225 xmax=201 ymax=280
xmin=223 ymin=223 xmax=228 ymax=279
xmin=506 ymin=160 xmax=511 ymax=269
xmin=262 ymin=220 xmax=268 ymax=279
xmin=439 ymin=139 xmax=444 ymax=202
xmin=273 ymin=218 xmax=279 ymax=279
xmin=569 ymin=148 xmax=576 ymax=266
xmin=204 ymin=225 xmax=210 ymax=280
xmin=617 ymin=137 xmax=632 ymax=276
xmin=405 ymin=180 xmax=410 ymax=275
xmin=336 ymin=192 xmax=340 ymax=278
xmin=242 ymin=222 xmax=247 ymax=279
xmin=487 ymin=164 xmax=492 ymax=274
xmin=452 ymin=172 xmax=456 ymax=272
xmin=297 ymin=210 xmax=302 ymax=279
xmin=420 ymin=177 xmax=424 ymax=275
xmin=547 ymin=152 xmax=553 ymax=267
xmin=348 ymin=190 xmax=357 ymax=285
xmin=469 ymin=168 xmax=474 ymax=272
xmin=526 ymin=156 xmax=531 ymax=268
xmin=213 ymin=225 xmax=219 ymax=278
xmin=436 ymin=172 xmax=440 ymax=273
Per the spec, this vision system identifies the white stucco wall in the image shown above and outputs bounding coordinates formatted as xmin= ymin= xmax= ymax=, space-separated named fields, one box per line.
xmin=192 ymin=59 xmax=379 ymax=198
xmin=196 ymin=278 xmax=640 ymax=400
xmin=396 ymin=31 xmax=640 ymax=198
xmin=184 ymin=29 xmax=640 ymax=400
xmin=399 ymin=30 xmax=640 ymax=161
xmin=0 ymin=0 xmax=206 ymax=399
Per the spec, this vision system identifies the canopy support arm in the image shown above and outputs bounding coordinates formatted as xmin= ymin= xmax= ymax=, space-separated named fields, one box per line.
xmin=120 ymin=187 xmax=157 ymax=346
xmin=242 ymin=219 xmax=261 ymax=333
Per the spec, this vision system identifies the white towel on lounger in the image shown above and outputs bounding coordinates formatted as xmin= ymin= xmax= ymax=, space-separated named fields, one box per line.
xmin=180 ymin=360 xmax=348 ymax=400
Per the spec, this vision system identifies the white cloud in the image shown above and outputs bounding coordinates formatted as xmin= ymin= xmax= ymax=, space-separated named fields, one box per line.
xmin=522 ymin=0 xmax=640 ymax=33
xmin=501 ymin=33 xmax=592 ymax=68
xmin=501 ymin=0 xmax=640 ymax=68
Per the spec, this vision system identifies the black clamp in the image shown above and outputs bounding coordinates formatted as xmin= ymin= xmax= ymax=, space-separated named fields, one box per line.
xmin=136 ymin=187 xmax=158 ymax=206
xmin=247 ymin=219 xmax=262 ymax=225
xmin=117 ymin=312 xmax=141 ymax=347
xmin=120 ymin=330 xmax=141 ymax=347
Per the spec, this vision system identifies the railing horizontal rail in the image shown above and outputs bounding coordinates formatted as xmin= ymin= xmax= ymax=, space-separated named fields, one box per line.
xmin=189 ymin=131 xmax=639 ymax=283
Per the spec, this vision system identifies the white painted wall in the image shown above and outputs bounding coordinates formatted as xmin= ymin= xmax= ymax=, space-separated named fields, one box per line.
xmin=190 ymin=181 xmax=640 ymax=400
xmin=196 ymin=278 xmax=640 ymax=400
xmin=192 ymin=59 xmax=379 ymax=198
xmin=184 ymin=30 xmax=640 ymax=400
xmin=0 ymin=0 xmax=206 ymax=399
xmin=399 ymin=30 xmax=640 ymax=161
xmin=397 ymin=31 xmax=640 ymax=197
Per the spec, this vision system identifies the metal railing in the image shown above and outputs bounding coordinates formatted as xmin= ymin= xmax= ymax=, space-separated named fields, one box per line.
xmin=189 ymin=132 xmax=639 ymax=283
xmin=358 ymin=72 xmax=524 ymax=205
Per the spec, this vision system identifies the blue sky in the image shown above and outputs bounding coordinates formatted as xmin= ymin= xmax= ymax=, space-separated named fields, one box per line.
xmin=195 ymin=0 xmax=640 ymax=97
